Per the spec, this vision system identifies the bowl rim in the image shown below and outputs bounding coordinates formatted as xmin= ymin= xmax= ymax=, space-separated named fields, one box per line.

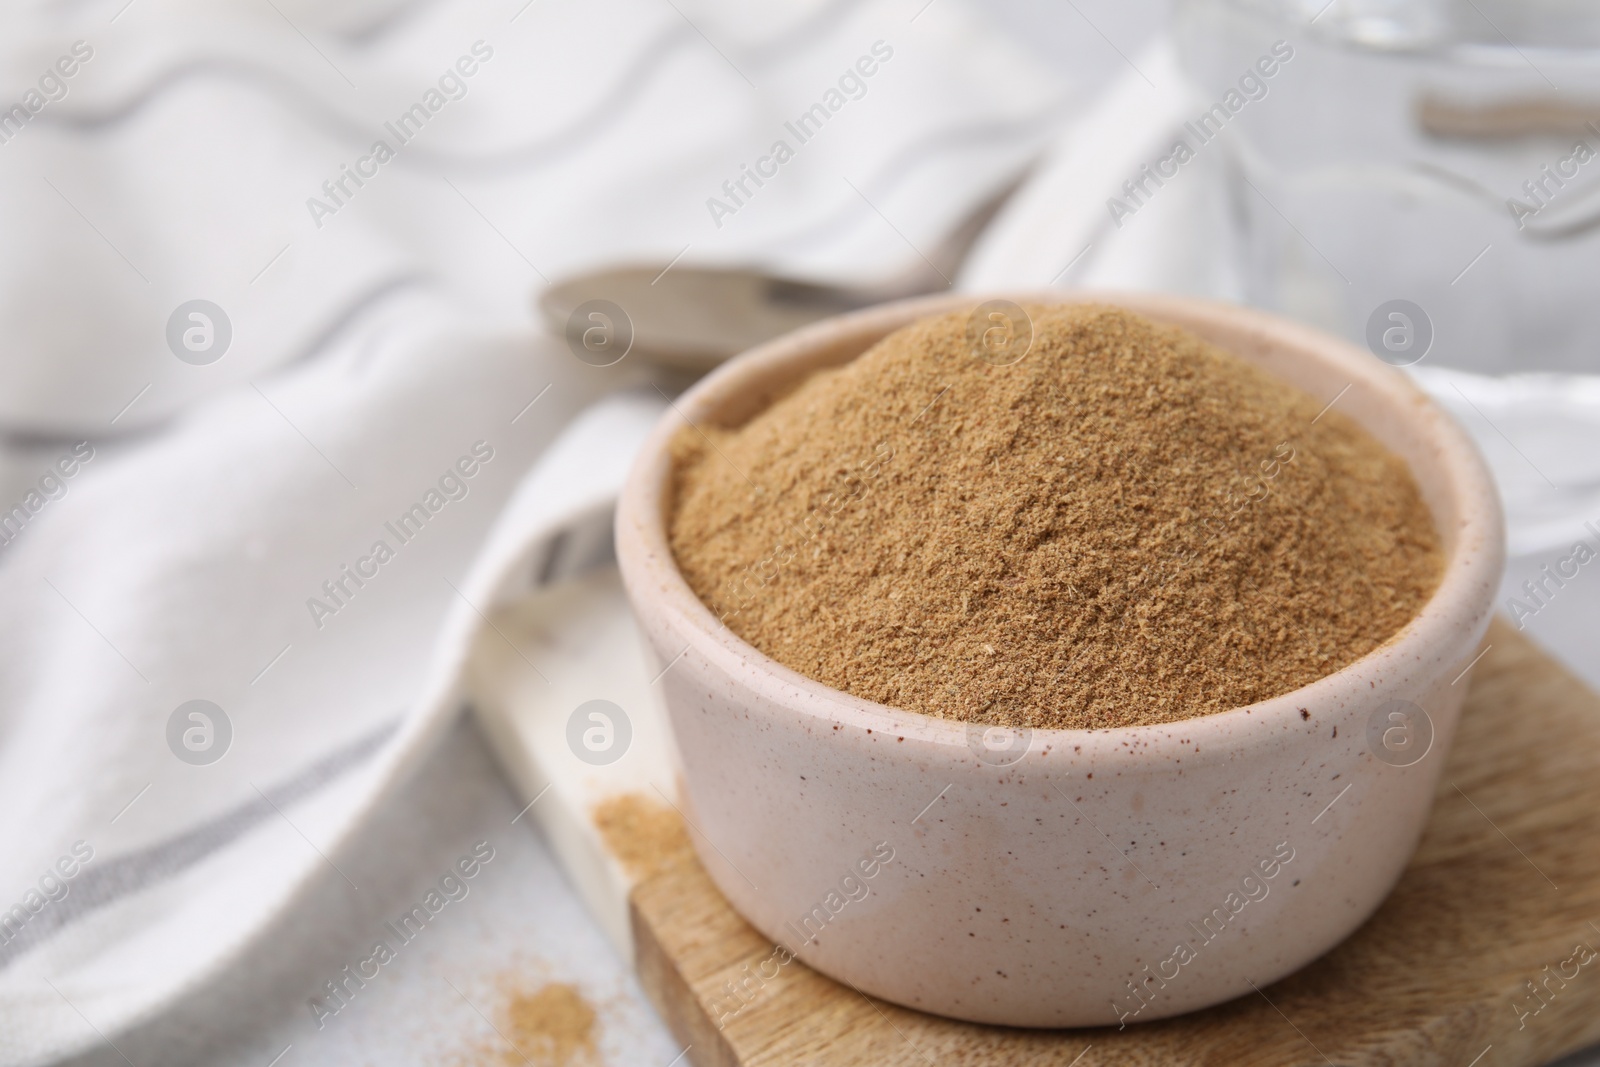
xmin=616 ymin=290 xmax=1506 ymax=763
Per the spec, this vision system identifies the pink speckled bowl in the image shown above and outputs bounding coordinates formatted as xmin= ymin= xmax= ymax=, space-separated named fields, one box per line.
xmin=615 ymin=291 xmax=1503 ymax=1028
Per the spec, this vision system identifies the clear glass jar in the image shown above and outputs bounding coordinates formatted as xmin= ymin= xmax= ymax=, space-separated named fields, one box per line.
xmin=1174 ymin=0 xmax=1600 ymax=373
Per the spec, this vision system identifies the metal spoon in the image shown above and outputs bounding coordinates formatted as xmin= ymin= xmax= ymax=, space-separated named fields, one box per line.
xmin=538 ymin=171 xmax=1027 ymax=372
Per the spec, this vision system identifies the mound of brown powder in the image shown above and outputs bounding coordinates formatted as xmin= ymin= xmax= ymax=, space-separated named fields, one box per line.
xmin=667 ymin=304 xmax=1443 ymax=730
xmin=498 ymin=983 xmax=597 ymax=1066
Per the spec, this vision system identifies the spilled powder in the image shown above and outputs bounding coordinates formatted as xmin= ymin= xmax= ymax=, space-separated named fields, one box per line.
xmin=490 ymin=982 xmax=598 ymax=1067
xmin=592 ymin=793 xmax=691 ymax=882
xmin=668 ymin=304 xmax=1443 ymax=729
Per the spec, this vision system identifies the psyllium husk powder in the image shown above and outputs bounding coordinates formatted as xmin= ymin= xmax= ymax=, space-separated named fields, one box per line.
xmin=667 ymin=304 xmax=1443 ymax=730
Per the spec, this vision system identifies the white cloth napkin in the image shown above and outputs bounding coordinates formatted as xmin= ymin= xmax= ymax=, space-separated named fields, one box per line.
xmin=0 ymin=1 xmax=1070 ymax=1063
xmin=0 ymin=325 xmax=659 ymax=1063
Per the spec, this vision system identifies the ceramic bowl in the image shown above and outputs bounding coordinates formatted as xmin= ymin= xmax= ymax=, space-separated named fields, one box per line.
xmin=615 ymin=291 xmax=1504 ymax=1027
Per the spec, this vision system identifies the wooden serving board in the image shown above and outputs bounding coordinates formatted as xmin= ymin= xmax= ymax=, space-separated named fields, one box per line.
xmin=624 ymin=620 xmax=1600 ymax=1067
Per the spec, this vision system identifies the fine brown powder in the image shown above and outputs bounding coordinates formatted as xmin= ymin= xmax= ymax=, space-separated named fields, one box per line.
xmin=497 ymin=982 xmax=597 ymax=1066
xmin=667 ymin=303 xmax=1443 ymax=730
xmin=593 ymin=793 xmax=692 ymax=882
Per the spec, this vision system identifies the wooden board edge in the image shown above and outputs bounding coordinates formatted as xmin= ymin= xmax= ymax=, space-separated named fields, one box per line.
xmin=631 ymin=889 xmax=742 ymax=1067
